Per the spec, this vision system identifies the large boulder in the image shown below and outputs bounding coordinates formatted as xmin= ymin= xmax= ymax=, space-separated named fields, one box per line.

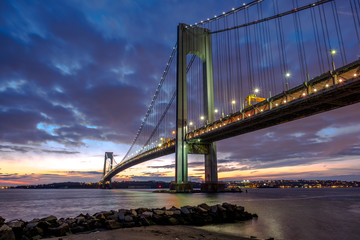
xmin=180 ymin=207 xmax=190 ymax=215
xmin=7 ymin=220 xmax=25 ymax=239
xmin=141 ymin=211 xmax=153 ymax=218
xmin=48 ymin=223 xmax=69 ymax=236
xmin=198 ymin=203 xmax=211 ymax=211
xmin=0 ymin=224 xmax=15 ymax=240
xmin=105 ymin=220 xmax=122 ymax=230
xmin=41 ymin=215 xmax=57 ymax=223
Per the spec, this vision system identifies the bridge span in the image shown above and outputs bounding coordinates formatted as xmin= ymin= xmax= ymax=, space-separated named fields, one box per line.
xmin=101 ymin=59 xmax=360 ymax=184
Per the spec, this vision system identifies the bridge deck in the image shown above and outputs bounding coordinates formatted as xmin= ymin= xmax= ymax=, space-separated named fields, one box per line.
xmin=101 ymin=60 xmax=360 ymax=183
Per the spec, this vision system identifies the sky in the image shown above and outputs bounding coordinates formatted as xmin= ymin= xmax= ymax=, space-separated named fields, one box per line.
xmin=1 ymin=0 xmax=360 ymax=186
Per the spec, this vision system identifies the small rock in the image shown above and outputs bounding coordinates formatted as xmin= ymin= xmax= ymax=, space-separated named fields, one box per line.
xmin=0 ymin=216 xmax=5 ymax=226
xmin=0 ymin=224 xmax=15 ymax=240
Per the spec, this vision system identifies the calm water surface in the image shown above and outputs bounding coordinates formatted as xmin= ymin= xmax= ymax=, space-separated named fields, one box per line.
xmin=0 ymin=188 xmax=359 ymax=240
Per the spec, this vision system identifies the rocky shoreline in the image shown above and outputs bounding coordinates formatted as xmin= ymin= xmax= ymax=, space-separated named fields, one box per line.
xmin=0 ymin=202 xmax=256 ymax=240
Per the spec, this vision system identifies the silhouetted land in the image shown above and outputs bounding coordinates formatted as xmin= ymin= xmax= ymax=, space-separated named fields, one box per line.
xmin=2 ymin=180 xmax=358 ymax=189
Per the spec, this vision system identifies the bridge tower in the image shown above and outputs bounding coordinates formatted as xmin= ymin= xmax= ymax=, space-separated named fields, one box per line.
xmin=172 ymin=23 xmax=224 ymax=192
xmin=102 ymin=152 xmax=114 ymax=188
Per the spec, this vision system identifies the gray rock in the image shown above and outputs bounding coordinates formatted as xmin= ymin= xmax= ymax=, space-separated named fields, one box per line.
xmin=210 ymin=205 xmax=218 ymax=214
xmin=0 ymin=224 xmax=15 ymax=240
xmin=180 ymin=207 xmax=190 ymax=215
xmin=118 ymin=212 xmax=125 ymax=221
xmin=142 ymin=211 xmax=153 ymax=218
xmin=124 ymin=215 xmax=133 ymax=222
xmin=0 ymin=216 xmax=4 ymax=226
xmin=172 ymin=210 xmax=181 ymax=215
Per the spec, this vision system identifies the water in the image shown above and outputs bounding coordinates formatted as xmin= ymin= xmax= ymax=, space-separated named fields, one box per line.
xmin=0 ymin=188 xmax=359 ymax=240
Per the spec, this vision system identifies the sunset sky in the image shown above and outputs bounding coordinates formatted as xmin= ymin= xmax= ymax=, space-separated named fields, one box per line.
xmin=1 ymin=0 xmax=360 ymax=186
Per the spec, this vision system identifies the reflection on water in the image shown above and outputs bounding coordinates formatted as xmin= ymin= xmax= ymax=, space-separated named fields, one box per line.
xmin=0 ymin=188 xmax=359 ymax=239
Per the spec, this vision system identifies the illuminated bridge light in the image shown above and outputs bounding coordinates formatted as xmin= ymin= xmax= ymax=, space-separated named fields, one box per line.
xmin=275 ymin=103 xmax=279 ymax=106
xmin=302 ymin=92 xmax=306 ymax=96
xmin=283 ymin=100 xmax=287 ymax=103
xmin=237 ymin=117 xmax=240 ymax=120
xmin=339 ymin=79 xmax=343 ymax=83
xmin=313 ymin=88 xmax=317 ymax=92
xmin=354 ymin=73 xmax=357 ymax=77
xmin=260 ymin=109 xmax=263 ymax=112
xmin=325 ymin=84 xmax=329 ymax=88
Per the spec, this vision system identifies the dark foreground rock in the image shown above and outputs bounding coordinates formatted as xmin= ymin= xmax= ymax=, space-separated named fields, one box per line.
xmin=0 ymin=202 xmax=256 ymax=240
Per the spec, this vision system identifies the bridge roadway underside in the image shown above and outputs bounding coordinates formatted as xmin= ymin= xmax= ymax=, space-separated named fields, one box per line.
xmin=102 ymin=145 xmax=175 ymax=182
xmin=197 ymin=77 xmax=360 ymax=143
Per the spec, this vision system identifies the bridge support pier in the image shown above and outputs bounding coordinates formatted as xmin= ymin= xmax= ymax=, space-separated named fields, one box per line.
xmin=174 ymin=23 xmax=222 ymax=192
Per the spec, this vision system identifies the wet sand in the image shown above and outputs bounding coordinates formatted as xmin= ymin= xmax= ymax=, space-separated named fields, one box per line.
xmin=45 ymin=225 xmax=255 ymax=240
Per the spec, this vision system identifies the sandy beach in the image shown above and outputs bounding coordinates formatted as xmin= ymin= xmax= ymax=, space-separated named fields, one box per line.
xmin=45 ymin=225 xmax=255 ymax=240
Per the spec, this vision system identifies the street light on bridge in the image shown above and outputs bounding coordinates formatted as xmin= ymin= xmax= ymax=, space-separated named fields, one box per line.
xmin=231 ymin=100 xmax=236 ymax=113
xmin=331 ymin=49 xmax=337 ymax=71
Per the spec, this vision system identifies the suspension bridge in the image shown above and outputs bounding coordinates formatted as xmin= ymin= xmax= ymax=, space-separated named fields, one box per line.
xmin=100 ymin=0 xmax=360 ymax=192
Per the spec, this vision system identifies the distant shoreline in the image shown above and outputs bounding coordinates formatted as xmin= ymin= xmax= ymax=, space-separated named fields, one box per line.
xmin=1 ymin=179 xmax=359 ymax=189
